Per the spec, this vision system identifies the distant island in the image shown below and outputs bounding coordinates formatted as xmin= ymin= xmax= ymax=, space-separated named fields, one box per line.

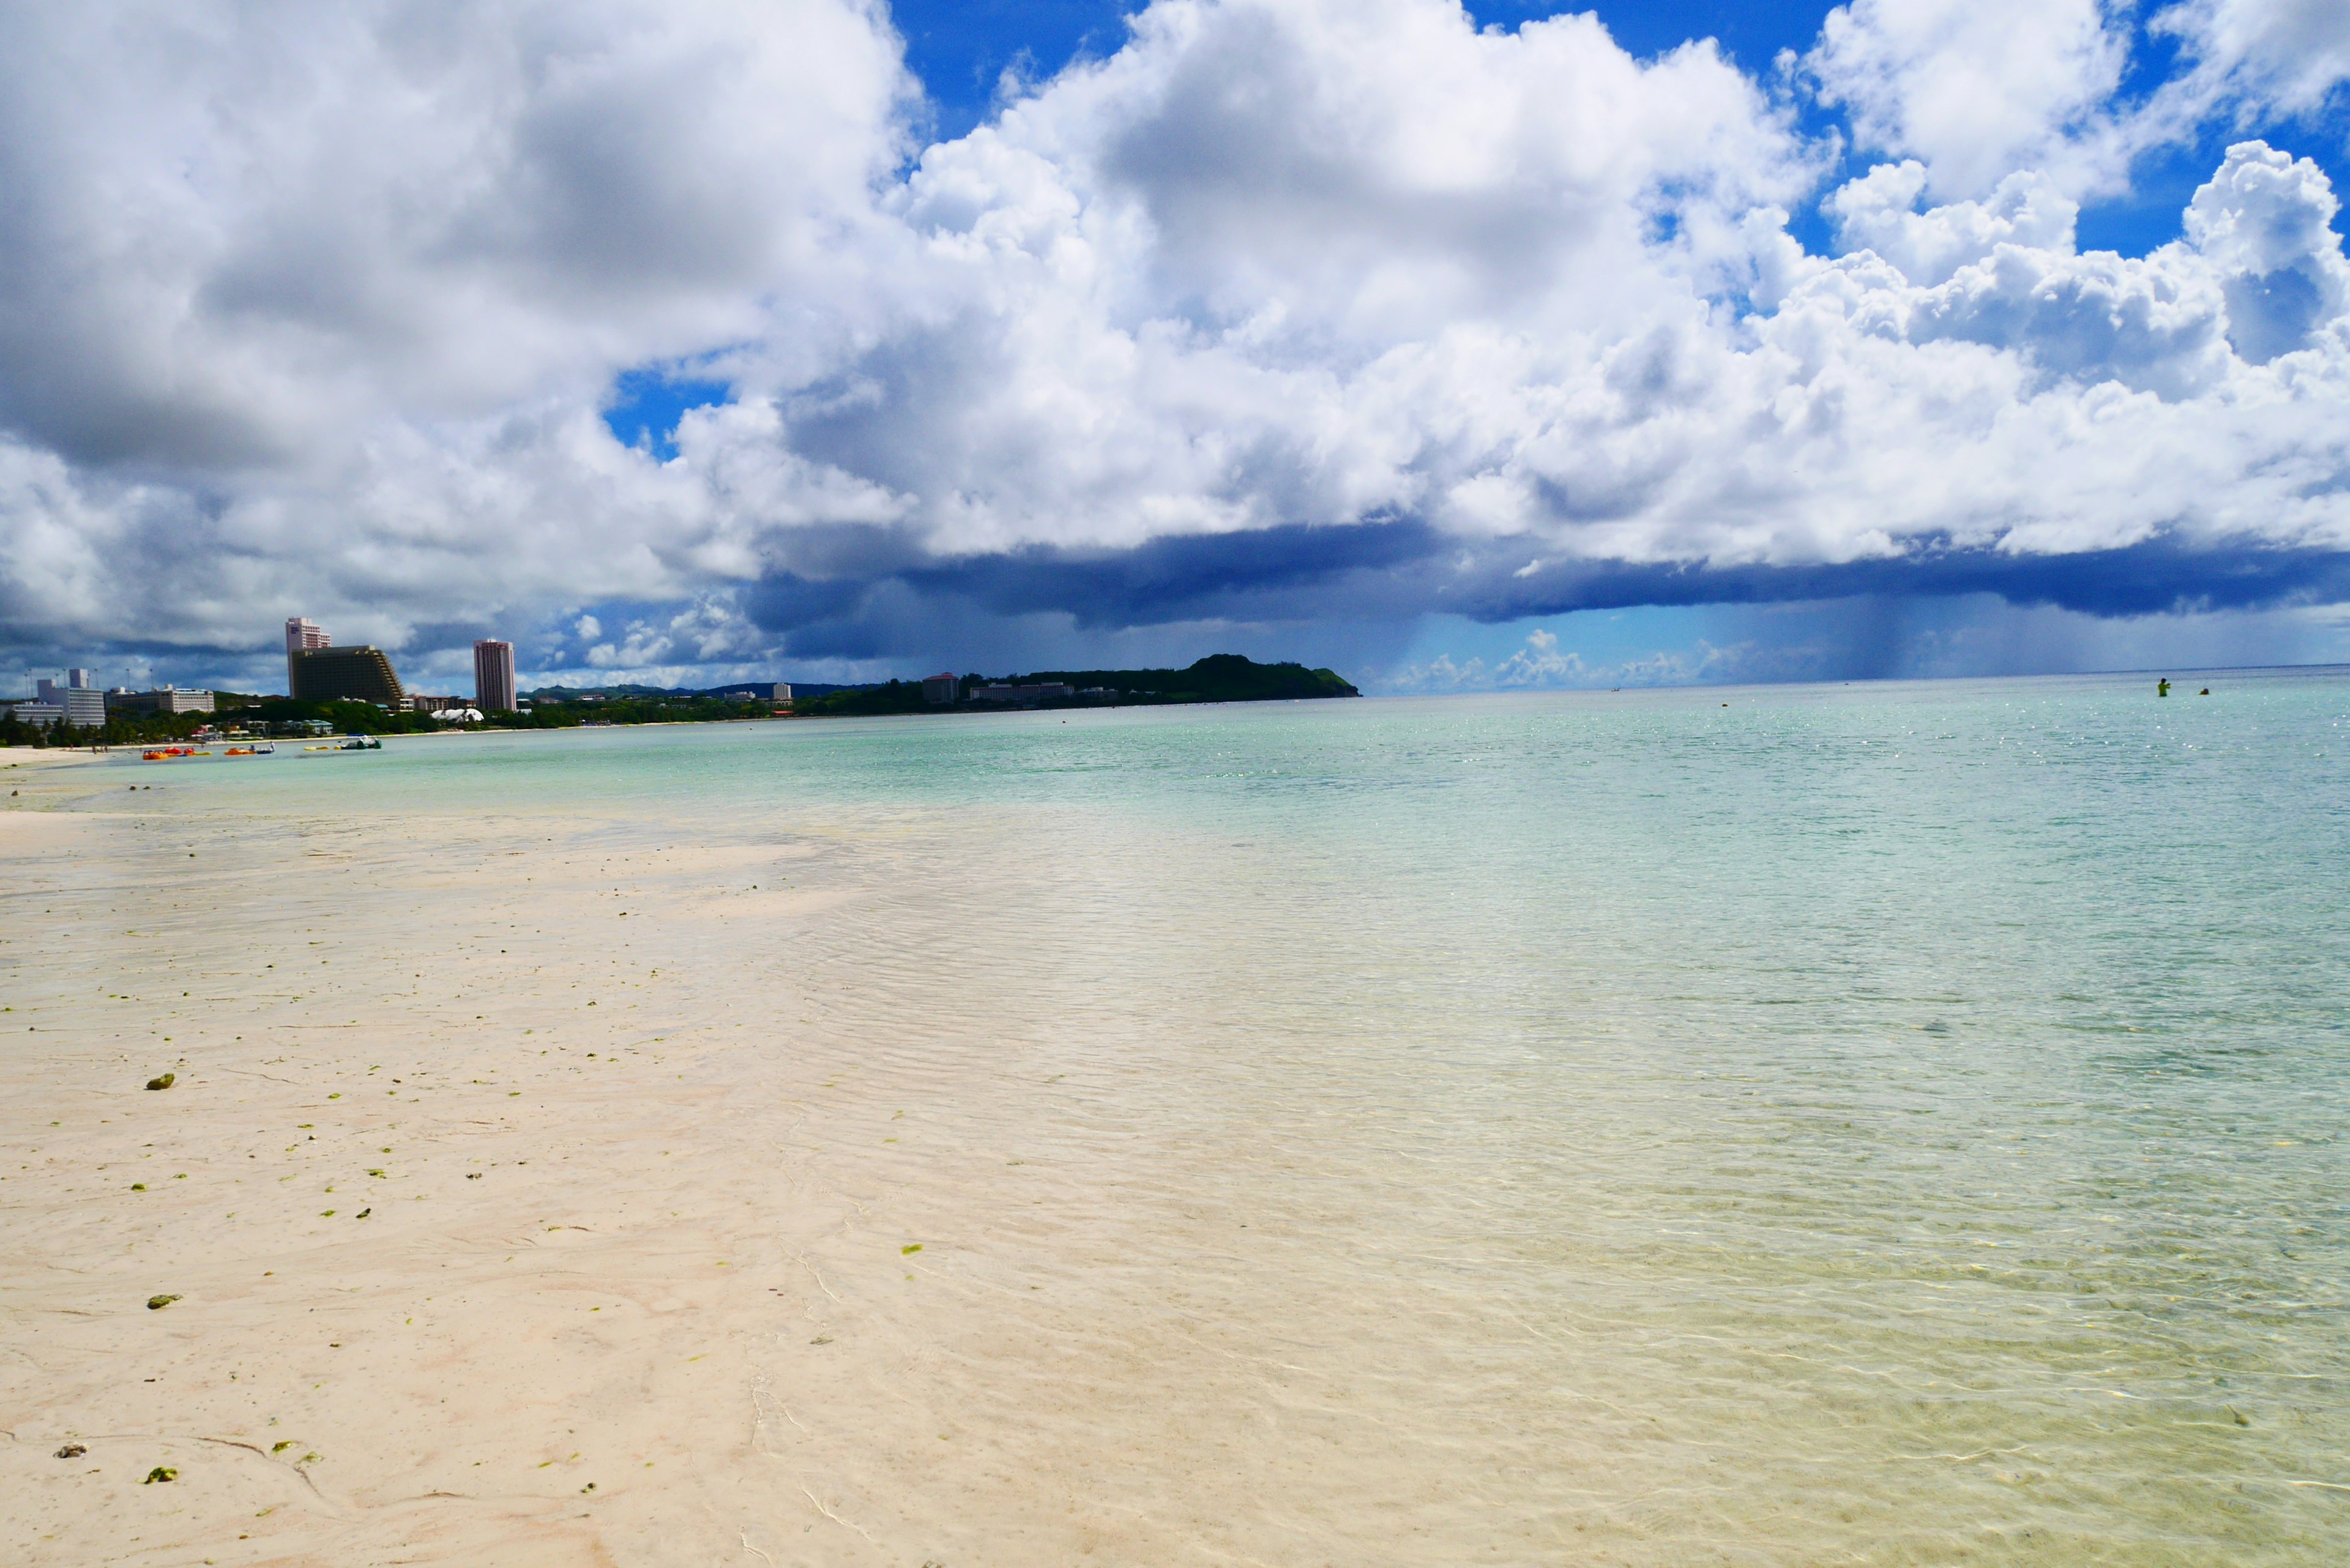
xmin=792 ymin=655 xmax=1360 ymax=717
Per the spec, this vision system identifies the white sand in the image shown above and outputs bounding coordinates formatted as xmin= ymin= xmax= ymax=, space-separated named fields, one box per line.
xmin=3 ymin=768 xmax=1053 ymax=1565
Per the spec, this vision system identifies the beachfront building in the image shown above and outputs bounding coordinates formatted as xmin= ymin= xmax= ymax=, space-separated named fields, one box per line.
xmin=968 ymin=681 xmax=1076 ymax=706
xmin=474 ymin=639 xmax=517 ymax=712
xmin=3 ymin=701 xmax=64 ymax=726
xmin=35 ymin=672 xmax=107 ymax=727
xmin=289 ymin=645 xmax=406 ymax=706
xmin=284 ymin=616 xmax=329 ymax=690
xmin=406 ymin=694 xmax=463 ymax=713
xmin=922 ymin=672 xmax=958 ymax=704
xmin=769 ymin=683 xmax=791 ymax=702
xmin=107 ymin=687 xmax=215 ymax=716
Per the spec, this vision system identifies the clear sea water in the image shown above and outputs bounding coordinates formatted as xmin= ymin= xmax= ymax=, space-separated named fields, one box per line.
xmin=90 ymin=669 xmax=2350 ymax=1560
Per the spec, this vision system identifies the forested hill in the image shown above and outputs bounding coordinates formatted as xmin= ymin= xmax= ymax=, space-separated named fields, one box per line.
xmin=1024 ymin=654 xmax=1357 ymax=703
xmin=790 ymin=655 xmax=1359 ymax=717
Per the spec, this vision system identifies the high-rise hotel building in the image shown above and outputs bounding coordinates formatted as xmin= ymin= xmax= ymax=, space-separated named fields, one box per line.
xmin=285 ymin=616 xmax=329 ymax=690
xmin=285 ymin=616 xmax=406 ymax=706
xmin=474 ymin=640 xmax=517 ymax=712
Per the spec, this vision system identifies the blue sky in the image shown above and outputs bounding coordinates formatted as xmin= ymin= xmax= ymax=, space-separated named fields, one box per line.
xmin=7 ymin=0 xmax=2350 ymax=696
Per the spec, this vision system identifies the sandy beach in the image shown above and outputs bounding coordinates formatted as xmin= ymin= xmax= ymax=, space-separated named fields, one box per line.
xmin=2 ymin=756 xmax=1131 ymax=1566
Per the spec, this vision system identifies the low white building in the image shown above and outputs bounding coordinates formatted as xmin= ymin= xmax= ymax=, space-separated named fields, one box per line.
xmin=106 ymin=687 xmax=215 ymax=715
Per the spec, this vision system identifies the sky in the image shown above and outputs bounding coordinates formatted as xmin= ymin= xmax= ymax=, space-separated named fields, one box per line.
xmin=3 ymin=0 xmax=2349 ymax=697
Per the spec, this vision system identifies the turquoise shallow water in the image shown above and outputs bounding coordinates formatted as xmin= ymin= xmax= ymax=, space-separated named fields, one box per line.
xmin=92 ymin=669 xmax=2350 ymax=1558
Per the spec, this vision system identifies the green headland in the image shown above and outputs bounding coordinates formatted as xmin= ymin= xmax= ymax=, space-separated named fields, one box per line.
xmin=793 ymin=654 xmax=1360 ymax=717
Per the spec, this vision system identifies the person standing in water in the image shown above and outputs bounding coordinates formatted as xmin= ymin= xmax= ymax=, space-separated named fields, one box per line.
xmin=2158 ymin=678 xmax=2171 ymax=696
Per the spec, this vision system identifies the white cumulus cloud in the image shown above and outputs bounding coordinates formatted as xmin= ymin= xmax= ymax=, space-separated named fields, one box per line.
xmin=1 ymin=0 xmax=2348 ymax=685
xmin=1807 ymin=0 xmax=2132 ymax=198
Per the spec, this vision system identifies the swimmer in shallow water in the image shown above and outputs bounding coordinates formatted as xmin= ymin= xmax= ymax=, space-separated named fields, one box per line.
xmin=2158 ymin=678 xmax=2171 ymax=696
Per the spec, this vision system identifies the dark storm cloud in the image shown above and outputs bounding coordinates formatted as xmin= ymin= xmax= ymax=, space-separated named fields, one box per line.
xmin=903 ymin=517 xmax=1439 ymax=624
xmin=1452 ymin=537 xmax=2350 ymax=621
xmin=736 ymin=522 xmax=2350 ymax=646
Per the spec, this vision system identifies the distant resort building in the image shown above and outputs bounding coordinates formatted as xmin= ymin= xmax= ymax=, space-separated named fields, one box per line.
xmin=290 ymin=644 xmax=406 ymax=705
xmin=968 ymin=681 xmax=1075 ymax=706
xmin=922 ymin=672 xmax=958 ymax=704
xmin=285 ymin=616 xmax=406 ymax=706
xmin=33 ymin=670 xmax=107 ymax=727
xmin=473 ymin=639 xmax=517 ymax=712
xmin=284 ymin=616 xmax=328 ymax=680
xmin=4 ymin=668 xmax=138 ymax=728
xmin=289 ymin=646 xmax=406 ymax=705
xmin=285 ymin=616 xmax=328 ymax=694
xmin=107 ymin=686 xmax=215 ymax=716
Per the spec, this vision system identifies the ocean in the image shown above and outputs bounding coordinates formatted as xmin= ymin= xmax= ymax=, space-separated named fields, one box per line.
xmin=73 ymin=668 xmax=2350 ymax=1561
